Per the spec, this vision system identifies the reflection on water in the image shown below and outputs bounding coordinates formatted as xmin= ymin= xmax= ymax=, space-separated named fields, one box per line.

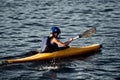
xmin=0 ymin=0 xmax=120 ymax=80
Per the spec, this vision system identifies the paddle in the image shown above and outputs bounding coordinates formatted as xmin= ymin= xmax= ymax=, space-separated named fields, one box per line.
xmin=73 ymin=27 xmax=96 ymax=40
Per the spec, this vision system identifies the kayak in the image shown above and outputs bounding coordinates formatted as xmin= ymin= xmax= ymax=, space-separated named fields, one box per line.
xmin=1 ymin=44 xmax=101 ymax=65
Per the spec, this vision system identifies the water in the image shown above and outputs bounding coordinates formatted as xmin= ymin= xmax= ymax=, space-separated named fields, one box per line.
xmin=0 ymin=0 xmax=120 ymax=80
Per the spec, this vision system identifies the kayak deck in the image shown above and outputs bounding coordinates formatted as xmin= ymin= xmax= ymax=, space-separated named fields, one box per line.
xmin=2 ymin=44 xmax=101 ymax=64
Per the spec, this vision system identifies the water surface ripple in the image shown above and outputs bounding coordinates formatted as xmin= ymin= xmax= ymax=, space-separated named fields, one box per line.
xmin=0 ymin=0 xmax=120 ymax=80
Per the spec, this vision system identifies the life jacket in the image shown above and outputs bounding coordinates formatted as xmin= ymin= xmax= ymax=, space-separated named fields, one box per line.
xmin=41 ymin=36 xmax=59 ymax=53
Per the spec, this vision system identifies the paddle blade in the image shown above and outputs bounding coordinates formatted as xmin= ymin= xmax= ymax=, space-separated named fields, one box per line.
xmin=81 ymin=27 xmax=96 ymax=38
xmin=73 ymin=27 xmax=96 ymax=40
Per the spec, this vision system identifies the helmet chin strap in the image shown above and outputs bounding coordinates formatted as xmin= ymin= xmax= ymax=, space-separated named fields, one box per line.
xmin=50 ymin=33 xmax=59 ymax=38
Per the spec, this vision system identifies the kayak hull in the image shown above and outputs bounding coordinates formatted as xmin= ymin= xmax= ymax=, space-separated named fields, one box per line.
xmin=4 ymin=44 xmax=101 ymax=64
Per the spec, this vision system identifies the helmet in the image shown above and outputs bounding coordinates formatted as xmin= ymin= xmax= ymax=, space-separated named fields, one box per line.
xmin=51 ymin=27 xmax=61 ymax=34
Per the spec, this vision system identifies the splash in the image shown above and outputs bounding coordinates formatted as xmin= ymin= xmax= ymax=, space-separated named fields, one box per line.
xmin=34 ymin=65 xmax=59 ymax=71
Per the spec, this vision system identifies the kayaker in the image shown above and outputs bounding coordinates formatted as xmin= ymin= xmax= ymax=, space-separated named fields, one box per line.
xmin=41 ymin=27 xmax=73 ymax=53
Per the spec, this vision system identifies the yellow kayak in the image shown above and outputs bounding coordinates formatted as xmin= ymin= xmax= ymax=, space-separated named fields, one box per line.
xmin=1 ymin=44 xmax=101 ymax=65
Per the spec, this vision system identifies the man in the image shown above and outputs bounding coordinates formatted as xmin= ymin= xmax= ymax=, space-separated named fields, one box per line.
xmin=41 ymin=27 xmax=73 ymax=53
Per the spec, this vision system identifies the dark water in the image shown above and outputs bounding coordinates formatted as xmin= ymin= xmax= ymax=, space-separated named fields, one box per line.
xmin=0 ymin=0 xmax=120 ymax=80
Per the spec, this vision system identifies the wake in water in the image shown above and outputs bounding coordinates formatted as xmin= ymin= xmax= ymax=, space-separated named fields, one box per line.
xmin=25 ymin=59 xmax=73 ymax=71
xmin=34 ymin=65 xmax=59 ymax=71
